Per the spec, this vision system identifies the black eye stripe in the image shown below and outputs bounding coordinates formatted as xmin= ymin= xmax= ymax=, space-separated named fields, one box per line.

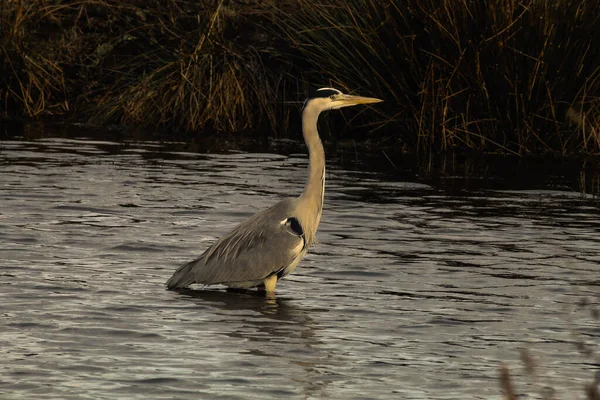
xmin=301 ymin=88 xmax=343 ymax=111
xmin=308 ymin=88 xmax=341 ymax=99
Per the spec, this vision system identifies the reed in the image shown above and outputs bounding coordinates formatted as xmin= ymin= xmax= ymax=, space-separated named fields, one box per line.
xmin=270 ymin=0 xmax=600 ymax=154
xmin=88 ymin=0 xmax=286 ymax=134
xmin=0 ymin=0 xmax=286 ymax=133
xmin=0 ymin=0 xmax=69 ymax=118
xmin=1 ymin=0 xmax=600 ymax=155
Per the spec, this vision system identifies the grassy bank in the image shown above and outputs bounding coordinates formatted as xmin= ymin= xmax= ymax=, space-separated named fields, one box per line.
xmin=1 ymin=0 xmax=600 ymax=155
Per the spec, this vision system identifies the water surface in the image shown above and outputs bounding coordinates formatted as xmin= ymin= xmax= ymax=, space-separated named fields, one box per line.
xmin=1 ymin=138 xmax=599 ymax=399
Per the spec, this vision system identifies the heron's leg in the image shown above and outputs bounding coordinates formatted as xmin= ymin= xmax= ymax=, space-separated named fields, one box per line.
xmin=263 ymin=275 xmax=277 ymax=296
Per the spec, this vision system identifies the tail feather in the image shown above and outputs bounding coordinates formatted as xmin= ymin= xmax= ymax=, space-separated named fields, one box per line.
xmin=166 ymin=260 xmax=197 ymax=289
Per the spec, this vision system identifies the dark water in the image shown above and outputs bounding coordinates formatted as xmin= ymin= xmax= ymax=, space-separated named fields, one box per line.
xmin=1 ymin=138 xmax=599 ymax=399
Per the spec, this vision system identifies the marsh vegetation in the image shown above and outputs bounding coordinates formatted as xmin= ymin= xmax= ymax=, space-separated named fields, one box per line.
xmin=2 ymin=0 xmax=600 ymax=154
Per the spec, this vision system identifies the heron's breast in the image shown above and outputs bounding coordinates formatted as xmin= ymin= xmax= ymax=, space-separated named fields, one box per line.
xmin=291 ymin=237 xmax=305 ymax=258
xmin=281 ymin=248 xmax=307 ymax=278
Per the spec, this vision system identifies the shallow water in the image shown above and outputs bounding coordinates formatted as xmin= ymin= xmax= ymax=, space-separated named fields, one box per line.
xmin=1 ymin=138 xmax=599 ymax=399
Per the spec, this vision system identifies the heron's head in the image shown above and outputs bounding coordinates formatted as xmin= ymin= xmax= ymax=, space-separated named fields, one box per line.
xmin=302 ymin=88 xmax=383 ymax=113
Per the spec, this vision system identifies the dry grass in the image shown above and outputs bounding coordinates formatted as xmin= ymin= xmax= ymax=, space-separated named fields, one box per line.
xmin=2 ymin=0 xmax=600 ymax=154
xmin=269 ymin=0 xmax=600 ymax=154
xmin=0 ymin=0 xmax=287 ymax=133
xmin=87 ymin=0 xmax=286 ymax=133
xmin=0 ymin=0 xmax=69 ymax=117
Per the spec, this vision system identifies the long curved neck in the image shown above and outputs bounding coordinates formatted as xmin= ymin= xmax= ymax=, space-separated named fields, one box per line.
xmin=299 ymin=104 xmax=325 ymax=244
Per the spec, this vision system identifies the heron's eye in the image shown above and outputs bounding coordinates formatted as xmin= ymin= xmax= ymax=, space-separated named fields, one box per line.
xmin=329 ymin=95 xmax=335 ymax=100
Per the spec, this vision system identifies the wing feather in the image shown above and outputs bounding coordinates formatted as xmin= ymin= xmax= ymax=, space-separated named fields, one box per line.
xmin=166 ymin=199 xmax=304 ymax=289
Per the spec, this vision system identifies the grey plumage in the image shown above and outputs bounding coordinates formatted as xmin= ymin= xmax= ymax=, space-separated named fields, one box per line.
xmin=166 ymin=88 xmax=382 ymax=294
xmin=167 ymin=199 xmax=305 ymax=289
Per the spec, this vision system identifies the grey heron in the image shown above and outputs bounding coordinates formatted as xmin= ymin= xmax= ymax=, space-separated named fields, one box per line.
xmin=166 ymin=88 xmax=382 ymax=295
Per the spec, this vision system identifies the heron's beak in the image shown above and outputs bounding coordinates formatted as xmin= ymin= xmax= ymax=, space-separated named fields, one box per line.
xmin=331 ymin=93 xmax=383 ymax=109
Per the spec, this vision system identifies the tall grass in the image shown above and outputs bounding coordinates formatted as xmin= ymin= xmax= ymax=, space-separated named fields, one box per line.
xmin=0 ymin=0 xmax=286 ymax=133
xmin=87 ymin=0 xmax=286 ymax=133
xmin=2 ymin=0 xmax=600 ymax=154
xmin=270 ymin=0 xmax=600 ymax=154
xmin=0 ymin=0 xmax=69 ymax=117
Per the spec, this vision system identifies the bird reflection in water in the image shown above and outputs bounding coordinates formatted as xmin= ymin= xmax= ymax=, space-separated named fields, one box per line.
xmin=172 ymin=288 xmax=337 ymax=398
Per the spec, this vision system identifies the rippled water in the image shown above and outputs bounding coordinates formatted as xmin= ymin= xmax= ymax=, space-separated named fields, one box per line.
xmin=1 ymin=138 xmax=599 ymax=399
